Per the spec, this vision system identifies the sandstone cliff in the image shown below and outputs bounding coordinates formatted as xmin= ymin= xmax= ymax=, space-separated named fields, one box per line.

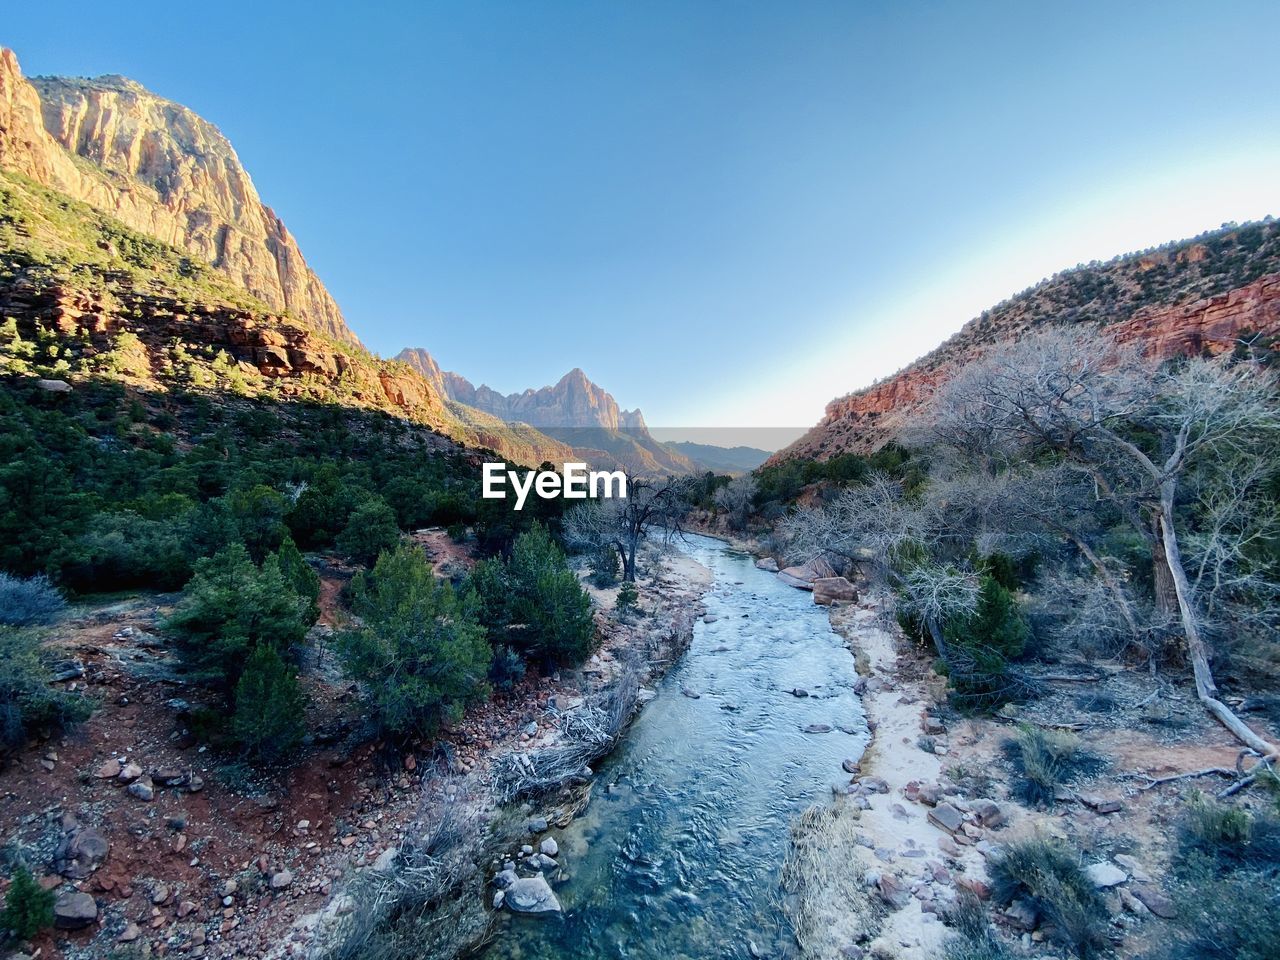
xmin=771 ymin=222 xmax=1280 ymax=464
xmin=0 ymin=47 xmax=358 ymax=345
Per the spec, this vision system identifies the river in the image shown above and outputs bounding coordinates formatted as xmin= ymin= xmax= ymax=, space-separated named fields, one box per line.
xmin=478 ymin=533 xmax=868 ymax=960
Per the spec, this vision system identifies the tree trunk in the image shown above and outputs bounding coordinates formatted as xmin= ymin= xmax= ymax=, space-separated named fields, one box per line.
xmin=1156 ymin=492 xmax=1279 ymax=759
xmin=618 ymin=536 xmax=638 ymax=583
xmin=1151 ymin=516 xmax=1179 ymax=617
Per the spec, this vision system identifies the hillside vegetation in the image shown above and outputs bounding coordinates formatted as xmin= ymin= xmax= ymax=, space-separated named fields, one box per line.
xmin=0 ymin=171 xmax=575 ymax=465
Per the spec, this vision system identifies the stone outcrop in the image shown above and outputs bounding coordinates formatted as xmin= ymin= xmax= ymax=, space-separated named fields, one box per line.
xmin=812 ymin=576 xmax=858 ymax=606
xmin=0 ymin=167 xmax=591 ymax=466
xmin=0 ymin=266 xmax=451 ymax=425
xmin=0 ymin=47 xmax=358 ymax=346
xmin=770 ymin=224 xmax=1280 ymax=465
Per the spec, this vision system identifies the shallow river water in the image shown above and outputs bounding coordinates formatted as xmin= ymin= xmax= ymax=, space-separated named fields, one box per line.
xmin=478 ymin=533 xmax=868 ymax=960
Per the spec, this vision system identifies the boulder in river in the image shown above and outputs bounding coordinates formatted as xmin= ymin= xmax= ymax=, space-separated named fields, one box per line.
xmin=754 ymin=557 xmax=779 ymax=572
xmin=504 ymin=875 xmax=562 ymax=914
xmin=777 ymin=557 xmax=838 ymax=589
xmin=812 ymin=577 xmax=858 ymax=606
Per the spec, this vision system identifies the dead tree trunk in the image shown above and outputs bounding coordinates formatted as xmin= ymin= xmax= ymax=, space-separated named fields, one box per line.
xmin=1156 ymin=493 xmax=1279 ymax=759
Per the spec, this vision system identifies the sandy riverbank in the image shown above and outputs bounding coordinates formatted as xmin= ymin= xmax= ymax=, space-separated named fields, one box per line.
xmin=786 ymin=584 xmax=1251 ymax=960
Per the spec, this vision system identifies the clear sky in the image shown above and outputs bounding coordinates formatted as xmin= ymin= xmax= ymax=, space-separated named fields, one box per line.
xmin=6 ymin=2 xmax=1280 ymax=445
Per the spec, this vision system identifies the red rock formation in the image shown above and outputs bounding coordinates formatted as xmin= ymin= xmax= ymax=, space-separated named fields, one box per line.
xmin=1111 ymin=273 xmax=1280 ymax=358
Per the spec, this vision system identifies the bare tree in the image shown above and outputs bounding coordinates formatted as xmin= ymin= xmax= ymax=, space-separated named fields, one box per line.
xmin=713 ymin=474 xmax=758 ymax=531
xmin=929 ymin=328 xmax=1280 ymax=757
xmin=563 ymin=477 xmax=691 ymax=582
xmin=780 ymin=474 xmax=979 ymax=660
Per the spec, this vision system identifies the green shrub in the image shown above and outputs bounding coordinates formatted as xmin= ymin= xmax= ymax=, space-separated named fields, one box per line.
xmin=231 ymin=644 xmax=306 ymax=763
xmin=946 ymin=575 xmax=1029 ymax=659
xmin=222 ymin=484 xmax=290 ymax=561
xmin=1005 ymin=724 xmax=1094 ymax=806
xmin=163 ymin=543 xmax=309 ymax=691
xmin=507 ymin=525 xmax=596 ymax=665
xmin=1177 ymin=794 xmax=1280 ymax=873
xmin=944 ymin=575 xmax=1030 ymax=708
xmin=0 ymin=573 xmax=66 ymax=626
xmin=468 ymin=525 xmax=597 ymax=667
xmin=616 ymin=581 xmax=639 ymax=616
xmin=0 ymin=864 xmax=54 ymax=940
xmin=988 ymin=836 xmax=1109 ymax=959
xmin=488 ymin=644 xmax=526 ymax=692
xmin=51 ymin=510 xmax=192 ymax=592
xmin=589 ymin=545 xmax=621 ymax=587
xmin=1154 ymin=859 xmax=1280 ymax=960
xmin=336 ymin=496 xmax=401 ymax=566
xmin=0 ymin=626 xmax=92 ymax=755
xmin=338 ymin=545 xmax=491 ymax=739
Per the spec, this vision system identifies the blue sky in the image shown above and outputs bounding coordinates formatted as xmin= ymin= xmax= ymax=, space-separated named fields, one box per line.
xmin=6 ymin=1 xmax=1280 ymax=443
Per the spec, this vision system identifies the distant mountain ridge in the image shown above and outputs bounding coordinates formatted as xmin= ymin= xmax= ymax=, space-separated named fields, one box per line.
xmin=667 ymin=441 xmax=770 ymax=474
xmin=0 ymin=48 xmax=358 ymax=345
xmin=770 ymin=221 xmax=1280 ymax=465
xmin=396 ymin=348 xmax=695 ymax=474
xmin=397 ymin=350 xmax=647 ymax=429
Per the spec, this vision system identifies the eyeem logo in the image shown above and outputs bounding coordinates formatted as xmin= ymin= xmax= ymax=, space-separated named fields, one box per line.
xmin=482 ymin=462 xmax=628 ymax=511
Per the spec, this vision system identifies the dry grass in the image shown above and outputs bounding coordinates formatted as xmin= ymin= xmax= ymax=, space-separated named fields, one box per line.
xmin=316 ymin=802 xmax=491 ymax=960
xmin=490 ymin=659 xmax=640 ymax=805
xmin=781 ymin=803 xmax=881 ymax=959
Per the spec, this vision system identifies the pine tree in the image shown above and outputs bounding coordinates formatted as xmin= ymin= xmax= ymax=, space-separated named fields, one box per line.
xmin=272 ymin=535 xmax=321 ymax=623
xmin=338 ymin=545 xmax=491 ymax=738
xmin=335 ymin=496 xmax=401 ymax=566
xmin=0 ymin=864 xmax=54 ymax=940
xmin=505 ymin=525 xmax=596 ymax=665
xmin=231 ymin=644 xmax=306 ymax=763
xmin=163 ymin=543 xmax=309 ymax=690
xmin=942 ymin=574 xmax=1030 ymax=705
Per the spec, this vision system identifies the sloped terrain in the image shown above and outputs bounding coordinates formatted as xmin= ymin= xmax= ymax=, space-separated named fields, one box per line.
xmin=772 ymin=221 xmax=1280 ymax=463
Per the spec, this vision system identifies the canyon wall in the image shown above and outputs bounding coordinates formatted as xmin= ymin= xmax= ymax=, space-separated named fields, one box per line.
xmin=0 ymin=47 xmax=358 ymax=345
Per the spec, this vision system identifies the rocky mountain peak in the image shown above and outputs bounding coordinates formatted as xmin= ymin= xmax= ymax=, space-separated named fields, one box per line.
xmin=396 ymin=349 xmax=644 ymax=431
xmin=393 ymin=348 xmax=692 ymax=473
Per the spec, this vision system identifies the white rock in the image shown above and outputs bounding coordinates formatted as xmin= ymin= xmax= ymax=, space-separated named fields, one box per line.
xmin=1086 ymin=862 xmax=1127 ymax=888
